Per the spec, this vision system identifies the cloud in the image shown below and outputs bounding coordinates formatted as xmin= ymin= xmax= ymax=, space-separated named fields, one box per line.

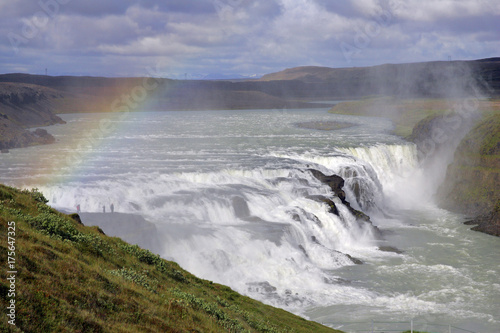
xmin=0 ymin=0 xmax=498 ymax=76
xmin=395 ymin=0 xmax=500 ymax=21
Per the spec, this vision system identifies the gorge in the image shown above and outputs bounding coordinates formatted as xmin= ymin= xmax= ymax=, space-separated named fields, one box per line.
xmin=0 ymin=59 xmax=499 ymax=332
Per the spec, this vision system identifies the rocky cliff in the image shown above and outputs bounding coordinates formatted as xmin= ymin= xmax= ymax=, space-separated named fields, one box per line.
xmin=435 ymin=113 xmax=500 ymax=236
xmin=0 ymin=82 xmax=66 ymax=151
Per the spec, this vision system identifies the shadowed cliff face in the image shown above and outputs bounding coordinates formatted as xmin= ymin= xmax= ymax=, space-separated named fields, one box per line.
xmin=0 ymin=83 xmax=66 ymax=125
xmin=0 ymin=120 xmax=56 ymax=150
xmin=464 ymin=203 xmax=500 ymax=237
xmin=0 ymin=82 xmax=66 ymax=150
xmin=437 ymin=113 xmax=500 ymax=236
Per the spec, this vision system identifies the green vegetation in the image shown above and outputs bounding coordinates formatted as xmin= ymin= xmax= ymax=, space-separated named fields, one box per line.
xmin=0 ymin=184 xmax=340 ymax=332
xmin=439 ymin=112 xmax=500 ymax=217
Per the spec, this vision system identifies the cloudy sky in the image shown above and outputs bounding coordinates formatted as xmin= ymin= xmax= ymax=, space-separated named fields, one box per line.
xmin=0 ymin=0 xmax=499 ymax=78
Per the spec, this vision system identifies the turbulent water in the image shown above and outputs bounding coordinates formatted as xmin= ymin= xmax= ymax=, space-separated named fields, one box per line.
xmin=1 ymin=109 xmax=498 ymax=332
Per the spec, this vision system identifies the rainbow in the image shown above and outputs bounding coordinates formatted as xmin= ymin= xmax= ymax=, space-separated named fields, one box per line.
xmin=39 ymin=76 xmax=167 ymax=188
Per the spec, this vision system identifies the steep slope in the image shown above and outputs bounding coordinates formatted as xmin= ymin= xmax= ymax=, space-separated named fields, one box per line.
xmin=0 ymin=184 xmax=339 ymax=332
xmin=437 ymin=113 xmax=500 ymax=235
xmin=0 ymin=83 xmax=66 ymax=150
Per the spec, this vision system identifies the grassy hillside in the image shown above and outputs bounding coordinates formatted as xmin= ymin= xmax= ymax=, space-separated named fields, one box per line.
xmin=438 ymin=113 xmax=500 ymax=219
xmin=0 ymin=184 xmax=339 ymax=333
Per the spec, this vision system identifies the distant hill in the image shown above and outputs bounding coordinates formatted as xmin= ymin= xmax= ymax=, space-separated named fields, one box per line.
xmin=0 ymin=75 xmax=322 ymax=150
xmin=260 ymin=58 xmax=500 ymax=98
xmin=1 ymin=58 xmax=499 ymax=150
xmin=0 ymin=74 xmax=323 ymax=113
xmin=1 ymin=58 xmax=498 ymax=116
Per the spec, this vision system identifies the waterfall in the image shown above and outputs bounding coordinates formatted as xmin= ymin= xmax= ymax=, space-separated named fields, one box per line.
xmin=275 ymin=143 xmax=422 ymax=213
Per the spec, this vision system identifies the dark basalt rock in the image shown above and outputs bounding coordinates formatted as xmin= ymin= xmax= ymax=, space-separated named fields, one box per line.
xmin=288 ymin=208 xmax=323 ymax=227
xmin=0 ymin=83 xmax=65 ymax=150
xmin=307 ymin=195 xmax=339 ymax=216
xmin=69 ymin=213 xmax=83 ymax=225
xmin=307 ymin=169 xmax=381 ymax=241
xmin=344 ymin=253 xmax=363 ymax=265
xmin=306 ymin=236 xmax=363 ymax=265
xmin=307 ymin=169 xmax=372 ymax=223
xmin=307 ymin=169 xmax=346 ymax=201
xmin=464 ymin=202 xmax=500 ymax=237
xmin=33 ymin=128 xmax=55 ymax=144
xmin=232 ymin=196 xmax=250 ymax=218
xmin=232 ymin=196 xmax=267 ymax=223
xmin=378 ymin=246 xmax=404 ymax=254
xmin=323 ymin=276 xmax=352 ymax=285
xmin=298 ymin=245 xmax=309 ymax=258
xmin=246 ymin=281 xmax=278 ymax=295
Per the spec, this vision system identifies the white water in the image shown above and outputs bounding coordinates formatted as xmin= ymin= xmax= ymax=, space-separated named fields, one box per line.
xmin=0 ymin=109 xmax=498 ymax=332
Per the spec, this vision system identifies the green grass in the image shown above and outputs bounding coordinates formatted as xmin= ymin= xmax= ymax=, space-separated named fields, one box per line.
xmin=439 ymin=112 xmax=500 ymax=215
xmin=0 ymin=184 xmax=341 ymax=333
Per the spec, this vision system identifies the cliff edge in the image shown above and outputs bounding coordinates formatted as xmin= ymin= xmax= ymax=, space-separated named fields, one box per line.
xmin=437 ymin=112 xmax=500 ymax=236
xmin=0 ymin=82 xmax=66 ymax=151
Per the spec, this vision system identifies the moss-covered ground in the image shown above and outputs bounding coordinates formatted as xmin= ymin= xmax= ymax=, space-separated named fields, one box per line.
xmin=439 ymin=112 xmax=500 ymax=216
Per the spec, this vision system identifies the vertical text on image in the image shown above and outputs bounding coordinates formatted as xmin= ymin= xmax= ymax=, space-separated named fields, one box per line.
xmin=6 ymin=221 xmax=17 ymax=325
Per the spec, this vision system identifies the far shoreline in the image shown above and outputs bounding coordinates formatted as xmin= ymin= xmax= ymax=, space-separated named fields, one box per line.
xmin=295 ymin=120 xmax=356 ymax=131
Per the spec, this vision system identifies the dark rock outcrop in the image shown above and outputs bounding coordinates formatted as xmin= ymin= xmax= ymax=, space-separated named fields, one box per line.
xmin=307 ymin=195 xmax=340 ymax=216
xmin=0 ymin=82 xmax=65 ymax=149
xmin=464 ymin=202 xmax=500 ymax=236
xmin=33 ymin=128 xmax=56 ymax=144
xmin=307 ymin=169 xmax=346 ymax=201
xmin=68 ymin=213 xmax=83 ymax=225
xmin=307 ymin=169 xmax=372 ymax=224
xmin=0 ymin=118 xmax=57 ymax=150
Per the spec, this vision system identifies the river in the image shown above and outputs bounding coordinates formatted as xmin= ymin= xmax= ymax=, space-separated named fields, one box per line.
xmin=0 ymin=109 xmax=498 ymax=332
